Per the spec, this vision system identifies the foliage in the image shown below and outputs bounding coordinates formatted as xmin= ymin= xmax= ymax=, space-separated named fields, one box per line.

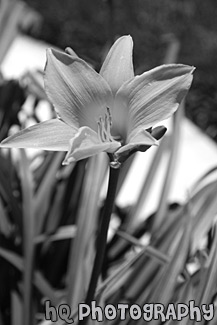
xmin=0 ymin=67 xmax=217 ymax=324
xmin=0 ymin=2 xmax=217 ymax=324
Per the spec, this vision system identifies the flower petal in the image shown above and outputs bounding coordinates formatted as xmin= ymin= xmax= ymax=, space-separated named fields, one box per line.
xmin=100 ymin=35 xmax=134 ymax=95
xmin=45 ymin=49 xmax=113 ymax=132
xmin=63 ymin=126 xmax=121 ymax=164
xmin=0 ymin=119 xmax=75 ymax=151
xmin=115 ymin=128 xmax=158 ymax=156
xmin=115 ymin=64 xmax=194 ymax=138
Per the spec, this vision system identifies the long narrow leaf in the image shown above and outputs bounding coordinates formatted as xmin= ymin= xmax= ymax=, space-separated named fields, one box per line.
xmin=34 ymin=225 xmax=77 ymax=244
xmin=34 ymin=152 xmax=64 ymax=235
xmin=66 ymin=153 xmax=107 ymax=310
xmin=0 ymin=196 xmax=11 ymax=236
xmin=196 ymin=224 xmax=217 ymax=307
xmin=138 ymin=213 xmax=192 ymax=325
xmin=0 ymin=247 xmax=59 ymax=305
xmin=19 ymin=149 xmax=35 ymax=325
xmin=152 ymin=101 xmax=184 ymax=230
xmin=191 ymin=181 xmax=217 ymax=253
xmin=11 ymin=291 xmax=22 ymax=325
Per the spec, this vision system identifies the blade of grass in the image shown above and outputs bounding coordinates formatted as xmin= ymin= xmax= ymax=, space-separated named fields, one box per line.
xmin=0 ymin=196 xmax=12 ymax=236
xmin=108 ymin=137 xmax=170 ymax=263
xmin=0 ymin=247 xmax=59 ymax=305
xmin=97 ymin=247 xmax=170 ymax=305
xmin=205 ymin=308 xmax=217 ymax=325
xmin=190 ymin=166 xmax=217 ymax=196
xmin=0 ymin=1 xmax=25 ymax=63
xmin=116 ymin=154 xmax=135 ymax=196
xmin=107 ymin=207 xmax=184 ymax=311
xmin=152 ymin=214 xmax=191 ymax=303
xmin=69 ymin=242 xmax=170 ymax=323
xmin=82 ymin=164 xmax=120 ymax=322
xmin=116 ymin=229 xmax=170 ymax=264
xmin=190 ymin=180 xmax=217 ymax=214
xmin=191 ymin=181 xmax=217 ymax=253
xmin=39 ymin=160 xmax=87 ymax=288
xmin=43 ymin=181 xmax=67 ymax=234
xmin=129 ymin=135 xmax=170 ymax=224
xmin=152 ymin=101 xmax=184 ymax=231
xmin=163 ymin=33 xmax=180 ymax=64
xmin=0 ymin=0 xmax=41 ymax=64
xmin=71 ymin=209 xmax=184 ymax=324
xmin=11 ymin=291 xmax=22 ymax=325
xmin=195 ymin=224 xmax=217 ymax=307
xmin=166 ymin=280 xmax=194 ymax=325
xmin=34 ymin=152 xmax=58 ymax=188
xmin=21 ymin=71 xmax=48 ymax=101
xmin=34 ymin=152 xmax=64 ymax=235
xmin=0 ymin=153 xmax=22 ymax=233
xmin=128 ymin=207 xmax=186 ymax=305
xmin=0 ymin=246 xmax=23 ymax=270
xmin=138 ymin=213 xmax=192 ymax=325
xmin=150 ymin=34 xmax=181 ymax=231
xmin=66 ymin=154 xmax=107 ymax=310
xmin=34 ymin=225 xmax=77 ymax=244
xmin=19 ymin=149 xmax=35 ymax=325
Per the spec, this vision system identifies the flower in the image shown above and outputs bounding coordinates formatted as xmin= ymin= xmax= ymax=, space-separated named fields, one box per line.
xmin=0 ymin=36 xmax=194 ymax=165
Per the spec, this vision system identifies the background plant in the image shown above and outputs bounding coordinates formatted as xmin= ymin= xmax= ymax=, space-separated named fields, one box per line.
xmin=0 ymin=1 xmax=217 ymax=325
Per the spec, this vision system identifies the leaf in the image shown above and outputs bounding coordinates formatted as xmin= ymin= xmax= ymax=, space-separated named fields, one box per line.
xmin=128 ymin=134 xmax=169 ymax=225
xmin=19 ymin=149 xmax=35 ymax=325
xmin=0 ymin=196 xmax=12 ymax=236
xmin=0 ymin=247 xmax=59 ymax=305
xmin=190 ymin=165 xmax=217 ymax=196
xmin=135 ymin=217 xmax=191 ymax=325
xmin=151 ymin=216 xmax=191 ymax=303
xmin=190 ymin=181 xmax=217 ymax=253
xmin=66 ymin=153 xmax=107 ymax=310
xmin=0 ymin=153 xmax=22 ymax=233
xmin=11 ymin=291 xmax=22 ymax=325
xmin=152 ymin=101 xmax=184 ymax=230
xmin=195 ymin=224 xmax=217 ymax=306
xmin=0 ymin=247 xmax=23 ymax=271
xmin=106 ymin=205 xmax=184 ymax=309
xmin=166 ymin=280 xmax=194 ymax=325
xmin=34 ymin=225 xmax=77 ymax=244
xmin=116 ymin=229 xmax=169 ymax=264
xmin=34 ymin=152 xmax=64 ymax=235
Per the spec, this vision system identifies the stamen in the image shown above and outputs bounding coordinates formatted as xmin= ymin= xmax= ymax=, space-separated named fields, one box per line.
xmin=106 ymin=107 xmax=112 ymax=126
xmin=105 ymin=109 xmax=113 ymax=141
xmin=98 ymin=117 xmax=106 ymax=142
xmin=101 ymin=117 xmax=108 ymax=141
xmin=97 ymin=108 xmax=114 ymax=143
xmin=104 ymin=113 xmax=109 ymax=132
xmin=97 ymin=121 xmax=102 ymax=141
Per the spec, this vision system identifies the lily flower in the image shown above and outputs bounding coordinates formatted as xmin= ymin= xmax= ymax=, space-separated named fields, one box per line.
xmin=0 ymin=36 xmax=194 ymax=165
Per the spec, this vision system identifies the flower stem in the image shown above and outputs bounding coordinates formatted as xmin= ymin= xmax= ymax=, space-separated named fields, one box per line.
xmin=79 ymin=165 xmax=120 ymax=325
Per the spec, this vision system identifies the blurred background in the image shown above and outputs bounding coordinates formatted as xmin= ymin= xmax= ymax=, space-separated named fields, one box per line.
xmin=21 ymin=0 xmax=217 ymax=142
xmin=1 ymin=1 xmax=217 ymax=325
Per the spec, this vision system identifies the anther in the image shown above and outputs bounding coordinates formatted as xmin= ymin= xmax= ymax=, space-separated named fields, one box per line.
xmin=97 ymin=118 xmax=106 ymax=142
xmin=106 ymin=107 xmax=112 ymax=126
xmin=97 ymin=108 xmax=114 ymax=143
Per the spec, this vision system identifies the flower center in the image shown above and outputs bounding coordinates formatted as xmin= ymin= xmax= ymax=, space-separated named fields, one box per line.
xmin=97 ymin=107 xmax=114 ymax=143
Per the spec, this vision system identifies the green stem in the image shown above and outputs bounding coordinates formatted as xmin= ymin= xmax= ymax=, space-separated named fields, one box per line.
xmin=79 ymin=165 xmax=120 ymax=325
